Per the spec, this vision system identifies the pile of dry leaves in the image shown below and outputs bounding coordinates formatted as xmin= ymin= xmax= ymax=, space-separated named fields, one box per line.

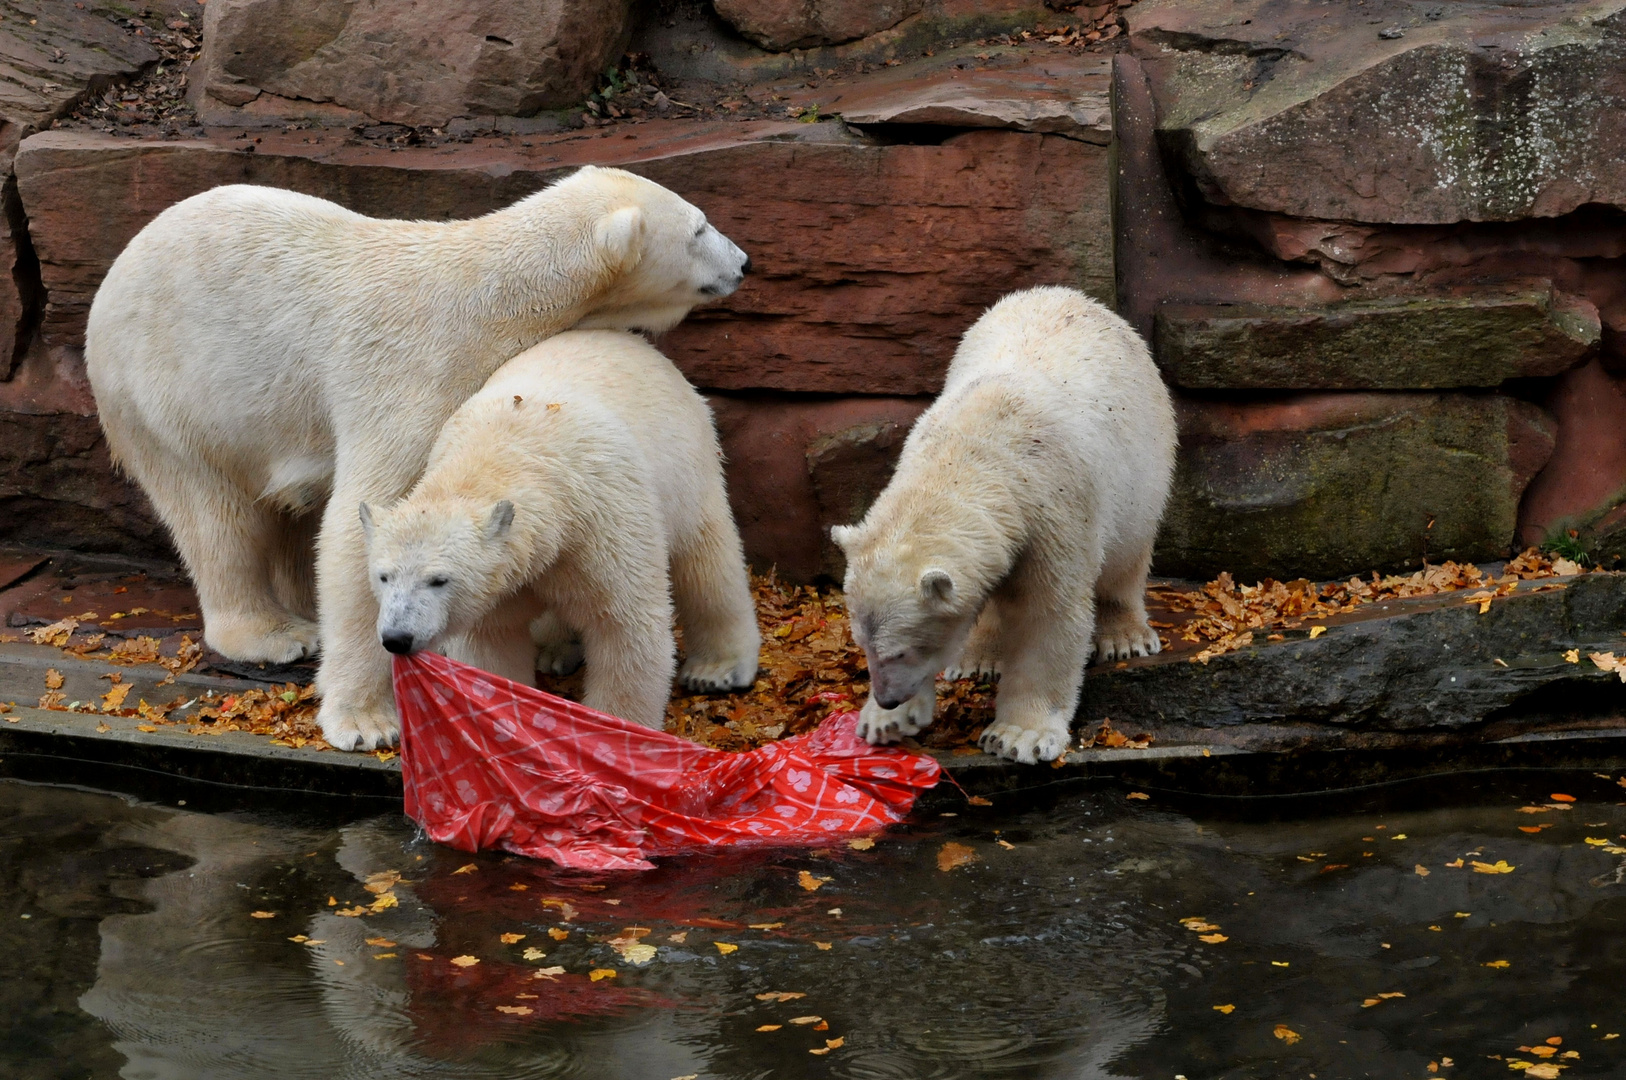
xmin=1152 ymin=547 xmax=1587 ymax=664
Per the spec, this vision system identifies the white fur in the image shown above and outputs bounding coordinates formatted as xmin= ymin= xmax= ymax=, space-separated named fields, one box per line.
xmin=832 ymin=286 xmax=1177 ymax=764
xmin=361 ymin=330 xmax=762 ymax=728
xmin=84 ymin=167 xmax=749 ymax=750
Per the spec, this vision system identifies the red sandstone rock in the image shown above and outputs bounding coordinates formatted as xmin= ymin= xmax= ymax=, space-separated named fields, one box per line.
xmin=15 ymin=124 xmax=1110 ymax=395
xmin=193 ymin=0 xmax=635 ymax=128
xmin=707 ymin=395 xmax=928 ymax=582
xmin=1517 ymin=359 xmax=1626 ymax=558
xmin=713 ymin=0 xmax=924 ymax=50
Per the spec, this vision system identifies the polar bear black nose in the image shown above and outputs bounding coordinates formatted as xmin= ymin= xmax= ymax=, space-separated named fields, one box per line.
xmin=741 ymin=256 xmax=753 ymax=275
xmin=381 ymin=632 xmax=416 ymax=655
xmin=875 ymin=691 xmax=905 ymax=709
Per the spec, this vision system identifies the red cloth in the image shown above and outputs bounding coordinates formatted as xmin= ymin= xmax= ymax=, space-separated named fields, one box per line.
xmin=393 ymin=651 xmax=940 ymax=871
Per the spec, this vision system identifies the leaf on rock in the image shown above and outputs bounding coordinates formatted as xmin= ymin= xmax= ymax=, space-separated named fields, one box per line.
xmin=1471 ymin=860 xmax=1515 ymax=874
xmin=588 ymin=968 xmax=616 ymax=981
xmin=937 ymin=842 xmax=978 ymax=871
xmin=847 ymin=838 xmax=875 ymax=851
xmin=449 ymin=955 xmax=480 ymax=968
xmin=715 ymin=942 xmax=739 ymax=955
xmin=44 ymin=669 xmax=64 ymax=690
xmin=501 ymin=933 xmax=526 ymax=944
xmin=1273 ymin=1024 xmax=1302 ymax=1045
xmin=799 ymin=871 xmax=831 ymax=891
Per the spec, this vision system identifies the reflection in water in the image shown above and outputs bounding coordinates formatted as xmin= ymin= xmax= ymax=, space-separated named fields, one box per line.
xmin=7 ymin=772 xmax=1626 ymax=1078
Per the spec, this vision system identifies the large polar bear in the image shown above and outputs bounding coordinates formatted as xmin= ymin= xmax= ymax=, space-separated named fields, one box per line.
xmin=360 ymin=330 xmax=762 ymax=727
xmin=831 ymin=286 xmax=1177 ymax=764
xmin=85 ymin=167 xmax=749 ymax=750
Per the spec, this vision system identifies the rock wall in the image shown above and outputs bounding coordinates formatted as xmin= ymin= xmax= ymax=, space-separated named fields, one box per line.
xmin=0 ymin=0 xmax=1621 ymax=584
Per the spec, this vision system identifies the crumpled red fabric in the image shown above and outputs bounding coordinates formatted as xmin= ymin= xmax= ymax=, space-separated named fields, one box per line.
xmin=392 ymin=651 xmax=940 ymax=871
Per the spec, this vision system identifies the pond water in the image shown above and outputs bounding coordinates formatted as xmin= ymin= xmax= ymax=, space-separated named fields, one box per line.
xmin=7 ymin=770 xmax=1626 ymax=1080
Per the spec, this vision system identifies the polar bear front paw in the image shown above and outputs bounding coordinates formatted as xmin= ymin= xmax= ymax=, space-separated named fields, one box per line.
xmin=205 ymin=611 xmax=321 ymax=665
xmin=318 ymin=699 xmax=400 ymax=752
xmin=942 ymin=652 xmax=999 ymax=681
xmin=536 ymin=636 xmax=585 ymax=676
xmin=680 ymin=653 xmax=759 ymax=693
xmin=980 ymin=719 xmax=1070 ymax=764
xmin=856 ymin=693 xmax=934 ymax=745
xmin=1091 ymin=617 xmax=1162 ymax=663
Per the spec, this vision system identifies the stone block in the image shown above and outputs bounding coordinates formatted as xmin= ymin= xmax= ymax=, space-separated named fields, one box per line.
xmin=1517 ymin=359 xmax=1626 ymax=561
xmin=713 ymin=0 xmax=925 ymax=50
xmin=1129 ymin=0 xmax=1626 ymax=224
xmin=193 ymin=0 xmax=635 ymax=128
xmin=15 ymin=124 xmax=1111 ymax=394
xmin=1156 ymin=392 xmax=1556 ymax=581
xmin=1155 ymin=291 xmax=1600 ymax=390
xmin=707 ymin=395 xmax=928 ymax=582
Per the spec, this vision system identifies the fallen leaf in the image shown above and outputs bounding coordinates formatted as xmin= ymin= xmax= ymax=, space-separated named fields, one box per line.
xmin=588 ymin=968 xmax=616 ymax=981
xmin=808 ymin=1048 xmax=831 ymax=1056
xmin=789 ymin=1016 xmax=823 ymax=1025
xmin=1271 ymin=961 xmax=1289 ymax=967
xmin=847 ymin=838 xmax=875 ymax=851
xmin=363 ymin=870 xmax=401 ymax=894
xmin=1198 ymin=933 xmax=1228 ymax=944
xmin=135 ymin=724 xmax=157 ymax=733
xmin=500 ymin=933 xmax=526 ymax=944
xmin=1551 ymin=793 xmax=1577 ymax=802
xmin=548 ymin=928 xmax=569 ymax=941
xmin=1415 ymin=864 xmax=1431 ymax=877
xmin=541 ymin=899 xmax=578 ymax=921
xmin=1446 ymin=858 xmax=1465 ymax=867
xmin=749 ymin=922 xmax=785 ymax=931
xmin=814 ymin=941 xmax=832 ymax=950
xmin=1274 ymin=1024 xmax=1302 ymax=1045
xmin=613 ymin=940 xmax=657 ymax=966
xmin=668 ymin=932 xmax=688 ymax=944
xmin=453 ymin=864 xmax=478 ymax=875
xmin=373 ymin=952 xmax=396 ymax=959
xmin=365 ymin=937 xmax=397 ymax=947
xmin=1586 ymin=837 xmax=1610 ymax=846
xmin=1564 ymin=649 xmax=1580 ymax=663
xmin=44 ymin=669 xmax=64 ymax=690
xmin=825 ymin=1037 xmax=845 ymax=1049
xmin=1472 ymin=860 xmax=1516 ymax=874
xmin=996 ymin=838 xmax=1016 ymax=850
xmin=756 ymin=991 xmax=807 ymax=1002
xmin=495 ymin=1005 xmax=532 ymax=1016
xmin=1126 ymin=791 xmax=1150 ymax=800
xmin=1361 ymin=993 xmax=1406 ymax=1007
xmin=715 ymin=942 xmax=739 ymax=955
xmin=522 ymin=947 xmax=546 ymax=960
xmin=449 ymin=955 xmax=480 ymax=968
xmin=1181 ymin=918 xmax=1221 ymax=932
xmin=937 ymin=842 xmax=978 ymax=872
xmin=1213 ymin=1004 xmax=1235 ymax=1014
xmin=1308 ymin=626 xmax=1326 ymax=639
xmin=1484 ymin=960 xmax=1510 ymax=968
xmin=533 ymin=966 xmax=565 ymax=980
xmin=756 ymin=1024 xmax=782 ymax=1032
xmin=249 ymin=911 xmax=276 ymax=919
xmin=967 ymin=795 xmax=993 ymax=806
xmin=798 ymin=871 xmax=830 ymax=892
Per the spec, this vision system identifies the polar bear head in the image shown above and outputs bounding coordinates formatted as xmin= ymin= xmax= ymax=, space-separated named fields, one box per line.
xmin=830 ymin=525 xmax=980 ymax=709
xmin=359 ymin=498 xmax=517 ymax=655
xmin=543 ymin=166 xmax=751 ymax=335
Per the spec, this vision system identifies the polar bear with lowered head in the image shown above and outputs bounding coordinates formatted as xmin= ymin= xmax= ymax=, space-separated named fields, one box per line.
xmin=831 ymin=286 xmax=1176 ymax=764
xmin=361 ymin=330 xmax=761 ymax=727
xmin=85 ymin=166 xmax=749 ymax=750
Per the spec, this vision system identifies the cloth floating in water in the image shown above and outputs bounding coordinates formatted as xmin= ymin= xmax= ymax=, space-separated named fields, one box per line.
xmin=392 ymin=651 xmax=940 ymax=871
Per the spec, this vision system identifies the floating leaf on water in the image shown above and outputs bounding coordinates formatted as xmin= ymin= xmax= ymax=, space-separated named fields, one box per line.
xmin=495 ymin=1005 xmax=532 ymax=1016
xmin=452 ymin=864 xmax=478 ymax=875
xmin=789 ymin=1016 xmax=822 ymax=1025
xmin=668 ymin=932 xmax=688 ymax=944
xmin=1213 ymin=1004 xmax=1235 ymax=1014
xmin=373 ymin=952 xmax=396 ymax=959
xmin=501 ymin=933 xmax=526 ymax=944
xmin=363 ymin=870 xmax=401 ymax=894
xmin=1550 ymin=793 xmax=1577 ymax=803
xmin=1564 ymin=649 xmax=1581 ymax=663
xmin=1585 ymin=838 xmax=1610 ymax=846
xmin=1484 ymin=960 xmax=1511 ymax=968
xmin=814 ymin=942 xmax=832 ymax=950
xmin=1472 ymin=860 xmax=1516 ymax=874
xmin=756 ymin=1024 xmax=782 ymax=1032
xmin=825 ymin=1037 xmax=845 ymax=1049
xmin=588 ymin=968 xmax=616 ymax=981
xmin=798 ymin=871 xmax=831 ymax=892
xmin=1273 ymin=1025 xmax=1302 ymax=1045
xmin=449 ymin=955 xmax=480 ymax=968
xmin=1126 ymin=791 xmax=1150 ymax=800
xmin=541 ymin=899 xmax=578 ymax=922
xmin=937 ymin=843 xmax=978 ymax=872
xmin=967 ymin=795 xmax=993 ymax=806
xmin=715 ymin=942 xmax=739 ymax=955
xmin=756 ymin=991 xmax=806 ymax=1002
xmin=364 ymin=937 xmax=396 ymax=947
xmin=1198 ymin=933 xmax=1228 ymax=944
xmin=548 ymin=928 xmax=569 ymax=941
xmin=847 ymin=838 xmax=875 ymax=851
xmin=1415 ymin=864 xmax=1431 ymax=877
xmin=533 ymin=966 xmax=565 ymax=980
xmin=249 ymin=911 xmax=276 ymax=919
xmin=613 ymin=940 xmax=657 ymax=966
xmin=1271 ymin=961 xmax=1289 ymax=967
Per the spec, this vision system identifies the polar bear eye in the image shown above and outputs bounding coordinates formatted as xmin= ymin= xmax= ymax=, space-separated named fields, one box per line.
xmin=378 ymin=573 xmax=390 ymax=583
xmin=428 ymin=577 xmax=449 ymax=588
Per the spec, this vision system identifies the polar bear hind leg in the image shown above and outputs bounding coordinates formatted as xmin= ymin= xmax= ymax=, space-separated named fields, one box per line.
xmin=120 ymin=436 xmax=319 ymax=664
xmin=671 ymin=505 xmax=762 ymax=693
xmin=529 ymin=610 xmax=584 ymax=676
xmin=1090 ymin=539 xmax=1161 ymax=663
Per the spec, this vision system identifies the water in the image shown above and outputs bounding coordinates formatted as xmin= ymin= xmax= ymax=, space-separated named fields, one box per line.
xmin=6 ymin=771 xmax=1626 ymax=1080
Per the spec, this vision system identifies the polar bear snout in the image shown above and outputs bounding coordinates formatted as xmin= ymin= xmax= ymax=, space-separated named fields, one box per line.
xmin=380 ymin=631 xmax=418 ymax=655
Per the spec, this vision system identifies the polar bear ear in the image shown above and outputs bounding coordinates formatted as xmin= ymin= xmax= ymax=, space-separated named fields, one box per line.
xmin=918 ymin=568 xmax=955 ymax=606
xmin=485 ymin=500 xmax=515 ymax=541
xmin=593 ymin=206 xmax=644 ymax=268
xmin=358 ymin=501 xmax=375 ymax=541
xmin=829 ymin=524 xmax=856 ymax=551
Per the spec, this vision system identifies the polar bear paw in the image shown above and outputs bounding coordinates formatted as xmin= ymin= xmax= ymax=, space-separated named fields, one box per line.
xmin=205 ymin=611 xmax=321 ymax=665
xmin=1091 ymin=617 xmax=1162 ymax=664
xmin=856 ymin=693 xmax=934 ymax=745
xmin=680 ymin=653 xmax=759 ymax=693
xmin=942 ymin=652 xmax=999 ymax=681
xmin=536 ymin=636 xmax=585 ymax=676
xmin=980 ymin=719 xmax=1070 ymax=764
xmin=318 ymin=699 xmax=400 ymax=752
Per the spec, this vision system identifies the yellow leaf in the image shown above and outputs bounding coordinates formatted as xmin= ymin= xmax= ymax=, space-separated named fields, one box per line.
xmin=1126 ymin=791 xmax=1150 ymax=800
xmin=1273 ymin=1024 xmax=1301 ymax=1045
xmin=1564 ymin=649 xmax=1580 ymax=663
xmin=809 ymin=1048 xmax=831 ymax=1055
xmin=615 ymin=941 xmax=657 ymax=966
xmin=1213 ymin=1004 xmax=1235 ymax=1014
xmin=449 ymin=955 xmax=480 ymax=968
xmin=814 ymin=941 xmax=832 ymax=950
xmin=1484 ymin=960 xmax=1510 ymax=968
xmin=825 ymin=1037 xmax=845 ymax=1049
xmin=373 ymin=953 xmax=396 ymax=959
xmin=1415 ymin=864 xmax=1431 ymax=877
xmin=588 ymin=968 xmax=616 ymax=981
xmin=1391 ymin=833 xmax=1407 ymax=840
xmin=715 ymin=942 xmax=738 ymax=955
xmin=798 ymin=870 xmax=830 ymax=892
xmin=368 ymin=891 xmax=398 ymax=912
xmin=532 ymin=966 xmax=565 ymax=980
xmin=249 ymin=911 xmax=276 ymax=919
xmin=365 ymin=937 xmax=396 ymax=947
xmin=1585 ymin=837 xmax=1609 ymax=846
xmin=453 ymin=863 xmax=478 ymax=875
xmin=1446 ymin=857 xmax=1465 ymax=867
xmin=522 ymin=947 xmax=546 ymax=961
xmin=548 ymin=928 xmax=569 ymax=941
xmin=996 ymin=838 xmax=1016 ymax=849
xmin=847 ymin=838 xmax=875 ymax=851
xmin=1198 ymin=933 xmax=1228 ymax=944
xmin=1271 ymin=961 xmax=1289 ymax=967
xmin=501 ymin=933 xmax=526 ymax=944
xmin=789 ymin=1016 xmax=823 ymax=1025
xmin=135 ymin=724 xmax=157 ymax=733
xmin=755 ymin=991 xmax=806 ymax=1002
xmin=756 ymin=1024 xmax=782 ymax=1032
xmin=1455 ymin=912 xmax=1471 ymax=918
xmin=668 ymin=932 xmax=687 ymax=944
xmin=363 ymin=870 xmax=401 ymax=894
xmin=495 ymin=1005 xmax=532 ymax=1016
xmin=1471 ymin=860 xmax=1515 ymax=874
xmin=101 ymin=682 xmax=131 ymax=712
xmin=1308 ymin=626 xmax=1326 ymax=639
xmin=749 ymin=922 xmax=785 ymax=930
xmin=937 ymin=842 xmax=978 ymax=871
xmin=44 ymin=669 xmax=64 ymax=690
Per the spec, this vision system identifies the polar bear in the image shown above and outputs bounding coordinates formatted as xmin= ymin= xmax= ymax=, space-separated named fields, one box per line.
xmin=84 ymin=167 xmax=749 ymax=750
xmin=831 ymin=286 xmax=1176 ymax=765
xmin=360 ymin=330 xmax=761 ymax=727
